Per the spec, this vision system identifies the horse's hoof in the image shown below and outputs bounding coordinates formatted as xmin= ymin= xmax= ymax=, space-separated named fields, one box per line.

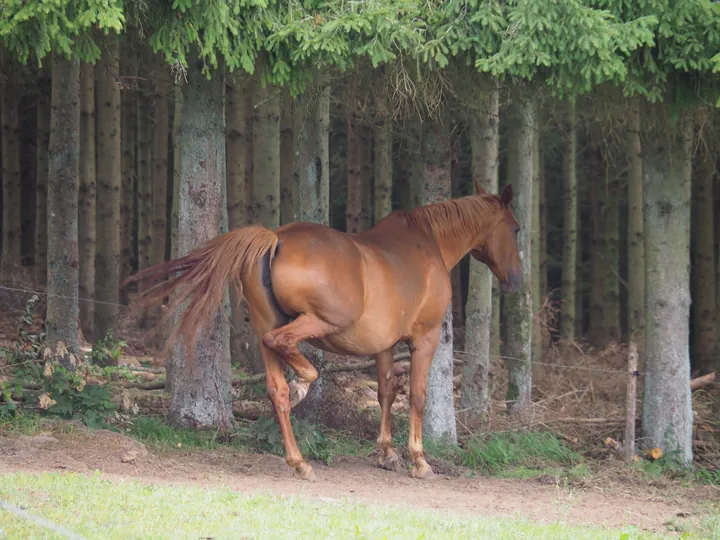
xmin=294 ymin=462 xmax=316 ymax=481
xmin=410 ymin=462 xmax=435 ymax=480
xmin=289 ymin=379 xmax=309 ymax=408
xmin=377 ymin=451 xmax=404 ymax=473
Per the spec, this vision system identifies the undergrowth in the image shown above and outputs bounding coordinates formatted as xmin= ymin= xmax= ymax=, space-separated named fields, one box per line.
xmin=0 ymin=295 xmax=131 ymax=428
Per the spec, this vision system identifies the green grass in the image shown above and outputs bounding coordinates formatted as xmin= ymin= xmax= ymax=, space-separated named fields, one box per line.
xmin=0 ymin=471 xmax=665 ymax=540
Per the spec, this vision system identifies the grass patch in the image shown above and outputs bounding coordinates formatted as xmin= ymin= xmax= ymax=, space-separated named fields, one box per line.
xmin=410 ymin=430 xmax=584 ymax=478
xmin=0 ymin=471 xmax=664 ymax=539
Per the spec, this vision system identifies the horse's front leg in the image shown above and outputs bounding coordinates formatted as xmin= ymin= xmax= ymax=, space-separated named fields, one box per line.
xmin=375 ymin=348 xmax=403 ymax=472
xmin=407 ymin=327 xmax=441 ymax=479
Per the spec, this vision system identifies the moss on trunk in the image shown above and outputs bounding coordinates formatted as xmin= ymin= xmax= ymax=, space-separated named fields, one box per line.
xmin=169 ymin=51 xmax=233 ymax=433
xmin=641 ymin=107 xmax=693 ymax=465
xmin=502 ymin=92 xmax=535 ymax=416
xmin=461 ymin=81 xmax=499 ymax=418
xmin=421 ymin=121 xmax=457 ymax=444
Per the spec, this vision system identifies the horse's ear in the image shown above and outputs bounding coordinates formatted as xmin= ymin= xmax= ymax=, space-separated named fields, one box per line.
xmin=473 ymin=179 xmax=486 ymax=195
xmin=500 ymin=184 xmax=513 ymax=206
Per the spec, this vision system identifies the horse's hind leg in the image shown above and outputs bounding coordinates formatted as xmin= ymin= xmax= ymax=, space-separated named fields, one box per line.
xmin=375 ymin=348 xmax=403 ymax=472
xmin=243 ymin=266 xmax=315 ymax=480
xmin=261 ymin=314 xmax=338 ymax=407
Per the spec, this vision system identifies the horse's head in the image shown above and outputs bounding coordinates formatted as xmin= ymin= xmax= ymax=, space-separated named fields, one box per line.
xmin=470 ymin=182 xmax=523 ymax=294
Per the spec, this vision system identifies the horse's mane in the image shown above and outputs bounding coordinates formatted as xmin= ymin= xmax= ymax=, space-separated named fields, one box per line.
xmin=403 ymin=193 xmax=501 ymax=242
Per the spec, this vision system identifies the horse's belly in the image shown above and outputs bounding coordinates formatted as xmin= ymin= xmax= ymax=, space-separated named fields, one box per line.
xmin=309 ymin=323 xmax=401 ymax=357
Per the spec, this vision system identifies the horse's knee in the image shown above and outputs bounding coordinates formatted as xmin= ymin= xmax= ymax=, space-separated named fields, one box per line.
xmin=261 ymin=331 xmax=277 ymax=350
xmin=410 ymin=389 xmax=426 ymax=412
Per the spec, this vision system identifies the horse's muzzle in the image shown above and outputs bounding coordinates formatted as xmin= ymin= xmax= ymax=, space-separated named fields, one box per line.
xmin=500 ymin=270 xmax=523 ymax=294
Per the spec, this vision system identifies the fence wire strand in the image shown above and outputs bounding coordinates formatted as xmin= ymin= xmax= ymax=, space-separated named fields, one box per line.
xmin=0 ymin=284 xmax=642 ymax=377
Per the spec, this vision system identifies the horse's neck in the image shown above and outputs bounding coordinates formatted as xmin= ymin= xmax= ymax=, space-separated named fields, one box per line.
xmin=409 ymin=197 xmax=493 ymax=271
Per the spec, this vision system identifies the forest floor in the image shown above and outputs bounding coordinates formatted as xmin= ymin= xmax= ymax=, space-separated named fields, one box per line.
xmin=1 ymin=269 xmax=720 ymax=537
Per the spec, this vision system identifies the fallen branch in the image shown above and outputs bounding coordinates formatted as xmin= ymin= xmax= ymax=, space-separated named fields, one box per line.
xmin=125 ymin=351 xmax=439 ymax=391
xmin=690 ymin=372 xmax=716 ymax=391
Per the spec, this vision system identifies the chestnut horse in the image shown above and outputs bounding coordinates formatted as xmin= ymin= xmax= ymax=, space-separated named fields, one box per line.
xmin=125 ymin=182 xmax=522 ymax=480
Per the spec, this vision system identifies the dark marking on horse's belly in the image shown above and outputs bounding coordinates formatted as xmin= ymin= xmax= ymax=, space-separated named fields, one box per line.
xmin=262 ymin=242 xmax=292 ymax=320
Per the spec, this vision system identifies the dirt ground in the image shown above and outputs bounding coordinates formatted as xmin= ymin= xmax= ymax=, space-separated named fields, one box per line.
xmin=0 ymin=427 xmax=717 ymax=534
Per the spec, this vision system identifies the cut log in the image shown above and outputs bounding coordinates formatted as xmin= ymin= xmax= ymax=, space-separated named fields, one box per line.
xmin=690 ymin=372 xmax=716 ymax=391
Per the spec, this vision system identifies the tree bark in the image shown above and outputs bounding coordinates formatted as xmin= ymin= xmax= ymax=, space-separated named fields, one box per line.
xmin=78 ymin=63 xmax=96 ymax=338
xmin=292 ymin=84 xmax=331 ymax=422
xmin=560 ymin=101 xmax=578 ymax=342
xmin=588 ymin=147 xmax=605 ymax=346
xmin=151 ymin=55 xmax=169 ymax=267
xmin=691 ymin=113 xmax=715 ymax=373
xmin=602 ymin=154 xmax=621 ymax=343
xmin=374 ymin=93 xmax=392 ymax=223
xmin=531 ymin=113 xmax=542 ymax=367
xmin=136 ymin=50 xmax=154 ymax=286
xmin=226 ymin=75 xmax=253 ymax=369
xmin=641 ymin=107 xmax=693 ymax=466
xmin=169 ymin=53 xmax=233 ymax=433
xmin=461 ymin=81 xmax=499 ymax=418
xmin=35 ymin=65 xmax=51 ymax=285
xmin=94 ymin=38 xmax=123 ymax=344
xmin=249 ymin=75 xmax=280 ymax=372
xmin=120 ymin=41 xmax=138 ymax=302
xmin=538 ymin=143 xmax=547 ymax=304
xmin=346 ymin=107 xmax=363 ymax=233
xmin=46 ymin=55 xmax=80 ymax=358
xmin=1 ymin=47 xmax=22 ymax=265
xmin=502 ymin=92 xmax=535 ymax=415
xmin=280 ymin=91 xmax=294 ymax=225
xmin=626 ymin=99 xmax=644 ymax=345
xmin=360 ymin=122 xmax=374 ymax=231
xmin=421 ymin=121 xmax=457 ymax=443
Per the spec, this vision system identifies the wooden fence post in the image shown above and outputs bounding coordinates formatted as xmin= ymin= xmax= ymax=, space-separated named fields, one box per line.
xmin=624 ymin=342 xmax=638 ymax=463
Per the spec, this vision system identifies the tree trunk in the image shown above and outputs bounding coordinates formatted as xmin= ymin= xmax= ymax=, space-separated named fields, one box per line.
xmin=502 ymin=92 xmax=535 ymax=415
xmin=538 ymin=143 xmax=547 ymax=305
xmin=136 ymin=51 xmax=154 ymax=286
xmin=78 ymin=63 xmax=96 ymax=338
xmin=588 ymin=147 xmax=605 ymax=346
xmin=360 ymin=122 xmax=374 ymax=231
xmin=292 ymin=84 xmax=330 ymax=422
xmin=626 ymin=98 xmax=644 ymax=345
xmin=641 ymin=108 xmax=693 ymax=465
xmin=406 ymin=117 xmax=424 ymax=210
xmin=421 ymin=121 xmax=457 ymax=443
xmin=120 ymin=41 xmax=138 ymax=303
xmin=462 ymin=82 xmax=499 ymax=418
xmin=280 ymin=91 xmax=294 ymax=225
xmin=691 ymin=113 xmax=715 ymax=373
xmin=531 ymin=115 xmax=542 ymax=367
xmin=249 ymin=75 xmax=280 ymax=371
xmin=169 ymin=53 xmax=233 ymax=433
xmin=1 ymin=47 xmax=21 ymax=265
xmin=560 ymin=101 xmax=578 ymax=343
xmin=374 ymin=95 xmax=392 ymax=223
xmin=35 ymin=65 xmax=50 ymax=285
xmin=46 ymin=55 xmax=80 ymax=359
xmin=346 ymin=108 xmax=362 ymax=233
xmin=602 ymin=155 xmax=621 ymax=343
xmin=94 ymin=36 xmax=122 ymax=343
xmin=226 ymin=75 xmax=253 ymax=369
xmin=151 ymin=55 xmax=169 ymax=267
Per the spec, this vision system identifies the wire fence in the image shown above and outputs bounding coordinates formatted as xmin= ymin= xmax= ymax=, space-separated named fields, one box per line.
xmin=0 ymin=499 xmax=87 ymax=540
xmin=0 ymin=284 xmax=641 ymax=377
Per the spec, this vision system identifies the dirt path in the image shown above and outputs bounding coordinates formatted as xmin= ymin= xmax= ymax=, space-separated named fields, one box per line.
xmin=0 ymin=428 xmax=715 ymax=533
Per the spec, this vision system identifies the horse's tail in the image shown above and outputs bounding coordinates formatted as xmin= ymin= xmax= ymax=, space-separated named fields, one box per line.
xmin=122 ymin=225 xmax=279 ymax=359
